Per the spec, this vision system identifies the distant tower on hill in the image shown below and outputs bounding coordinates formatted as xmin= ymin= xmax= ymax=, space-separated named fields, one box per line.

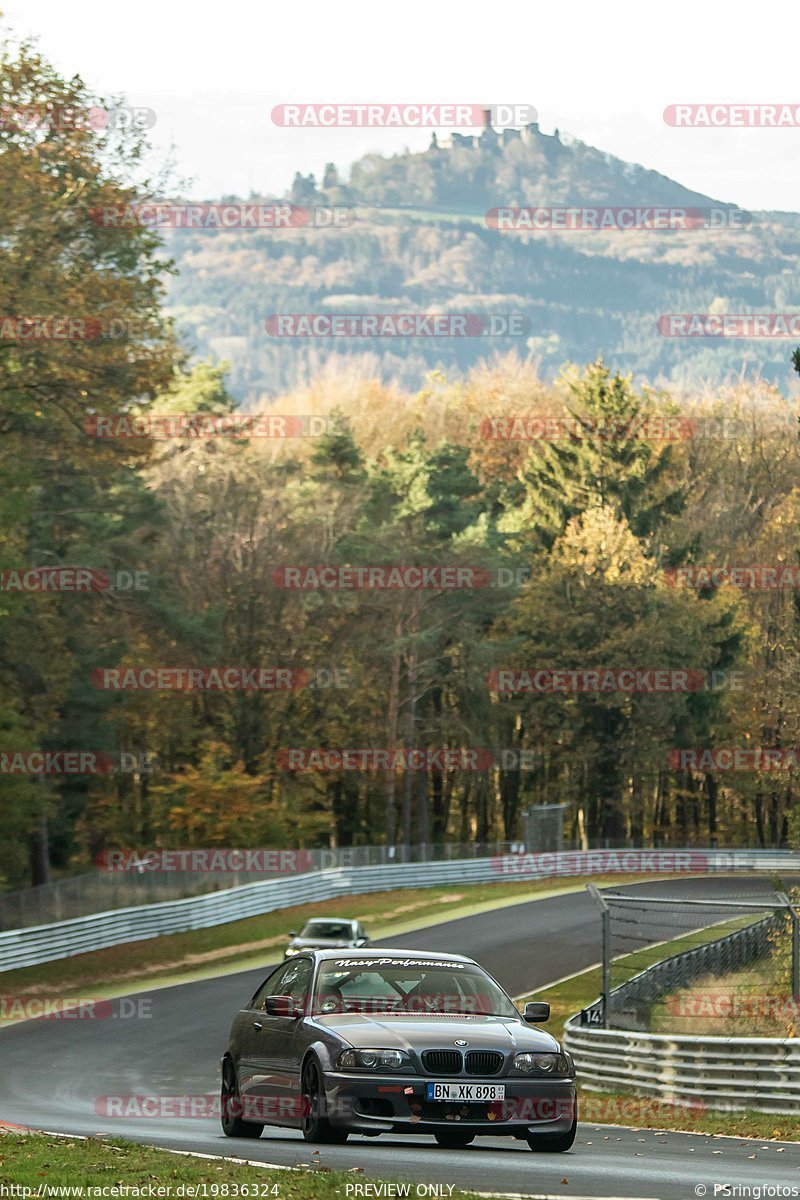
xmin=479 ymin=107 xmax=499 ymax=148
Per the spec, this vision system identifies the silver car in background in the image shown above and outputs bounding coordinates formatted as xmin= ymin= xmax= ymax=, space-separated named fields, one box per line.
xmin=285 ymin=917 xmax=369 ymax=957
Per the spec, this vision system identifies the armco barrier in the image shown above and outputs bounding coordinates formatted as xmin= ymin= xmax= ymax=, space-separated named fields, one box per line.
xmin=0 ymin=841 xmax=523 ymax=931
xmin=563 ymin=1020 xmax=800 ymax=1115
xmin=1 ymin=848 xmax=798 ymax=974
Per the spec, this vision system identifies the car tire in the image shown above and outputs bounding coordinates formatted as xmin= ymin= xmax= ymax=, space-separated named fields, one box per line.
xmin=301 ymin=1060 xmax=349 ymax=1144
xmin=526 ymin=1114 xmax=577 ymax=1153
xmin=220 ymin=1059 xmax=264 ymax=1139
xmin=433 ymin=1130 xmax=475 ymax=1148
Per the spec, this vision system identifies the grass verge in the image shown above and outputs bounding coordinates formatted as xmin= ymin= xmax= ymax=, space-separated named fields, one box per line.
xmin=0 ymin=1130 xmax=481 ymax=1194
xmin=651 ymin=944 xmax=798 ymax=1037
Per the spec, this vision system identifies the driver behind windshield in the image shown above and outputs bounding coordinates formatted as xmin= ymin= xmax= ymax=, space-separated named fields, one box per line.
xmin=313 ymin=961 xmax=517 ymax=1017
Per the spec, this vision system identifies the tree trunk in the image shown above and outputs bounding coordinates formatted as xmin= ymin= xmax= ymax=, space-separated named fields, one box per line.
xmin=401 ymin=646 xmax=418 ymax=848
xmin=704 ymin=772 xmax=718 ymax=844
xmin=417 ymin=768 xmax=430 ymax=849
xmin=30 ymin=814 xmax=50 ymax=887
xmin=384 ymin=615 xmax=403 ymax=845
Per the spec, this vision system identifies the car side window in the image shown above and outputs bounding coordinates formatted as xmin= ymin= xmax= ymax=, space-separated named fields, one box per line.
xmin=275 ymin=957 xmax=313 ymax=1003
xmin=250 ymin=962 xmax=294 ymax=1010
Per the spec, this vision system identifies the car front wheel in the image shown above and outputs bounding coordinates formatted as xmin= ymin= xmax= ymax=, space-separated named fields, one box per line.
xmin=221 ymin=1059 xmax=263 ymax=1139
xmin=526 ymin=1114 xmax=577 ymax=1153
xmin=301 ymin=1060 xmax=349 ymax=1144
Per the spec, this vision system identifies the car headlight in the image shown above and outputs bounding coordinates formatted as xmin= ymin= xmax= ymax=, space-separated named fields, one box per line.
xmin=337 ymin=1048 xmax=407 ymax=1071
xmin=284 ymin=947 xmax=299 ymax=956
xmin=513 ymin=1052 xmax=570 ymax=1074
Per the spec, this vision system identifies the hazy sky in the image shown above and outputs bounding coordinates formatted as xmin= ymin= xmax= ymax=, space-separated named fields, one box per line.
xmin=5 ymin=0 xmax=800 ymax=211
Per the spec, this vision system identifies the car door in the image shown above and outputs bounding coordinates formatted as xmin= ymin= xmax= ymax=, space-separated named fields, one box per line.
xmin=237 ymin=962 xmax=290 ymax=1102
xmin=248 ymin=956 xmax=313 ymax=1123
xmin=272 ymin=956 xmax=314 ymax=1120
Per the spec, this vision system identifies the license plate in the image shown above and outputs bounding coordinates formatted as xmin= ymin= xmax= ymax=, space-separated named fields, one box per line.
xmin=425 ymin=1082 xmax=506 ymax=1102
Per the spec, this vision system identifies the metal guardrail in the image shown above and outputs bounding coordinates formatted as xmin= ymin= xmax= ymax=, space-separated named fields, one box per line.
xmin=0 ymin=841 xmax=522 ymax=931
xmin=1 ymin=847 xmax=799 ymax=974
xmin=564 ymin=1022 xmax=800 ymax=1115
xmin=0 ymin=858 xmax=497 ymax=974
xmin=2 ymin=841 xmax=795 ymax=932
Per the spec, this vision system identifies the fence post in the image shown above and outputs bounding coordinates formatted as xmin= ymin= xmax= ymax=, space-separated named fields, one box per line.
xmin=587 ymin=883 xmax=610 ymax=1028
xmin=791 ymin=904 xmax=800 ymax=1000
xmin=777 ymin=893 xmax=799 ymax=999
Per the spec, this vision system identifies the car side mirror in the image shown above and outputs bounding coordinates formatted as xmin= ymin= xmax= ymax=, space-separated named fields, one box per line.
xmin=523 ymin=1002 xmax=551 ymax=1023
xmin=264 ymin=994 xmax=298 ymax=1017
xmin=288 ymin=931 xmax=298 ymax=937
xmin=356 ymin=937 xmax=367 ymax=946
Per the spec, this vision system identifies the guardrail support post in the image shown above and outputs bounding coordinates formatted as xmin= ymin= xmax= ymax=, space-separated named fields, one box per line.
xmin=587 ymin=883 xmax=610 ymax=1028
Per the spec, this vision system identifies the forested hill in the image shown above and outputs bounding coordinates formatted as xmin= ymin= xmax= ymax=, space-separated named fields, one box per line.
xmin=162 ymin=126 xmax=800 ymax=401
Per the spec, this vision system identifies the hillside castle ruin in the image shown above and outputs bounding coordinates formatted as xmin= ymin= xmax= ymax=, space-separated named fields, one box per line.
xmin=430 ymin=108 xmax=563 ymax=152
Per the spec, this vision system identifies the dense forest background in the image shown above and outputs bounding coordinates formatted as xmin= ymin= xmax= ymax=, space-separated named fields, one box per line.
xmin=3 ymin=35 xmax=800 ymax=889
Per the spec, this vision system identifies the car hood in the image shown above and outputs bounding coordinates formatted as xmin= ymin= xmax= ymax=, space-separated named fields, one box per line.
xmin=314 ymin=1013 xmax=560 ymax=1053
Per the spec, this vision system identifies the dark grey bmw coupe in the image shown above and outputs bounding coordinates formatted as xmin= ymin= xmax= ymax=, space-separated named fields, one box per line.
xmin=221 ymin=947 xmax=577 ymax=1151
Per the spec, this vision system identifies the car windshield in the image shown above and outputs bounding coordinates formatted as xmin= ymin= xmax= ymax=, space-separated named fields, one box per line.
xmin=313 ymin=957 xmax=519 ymax=1017
xmin=300 ymin=921 xmax=353 ymax=939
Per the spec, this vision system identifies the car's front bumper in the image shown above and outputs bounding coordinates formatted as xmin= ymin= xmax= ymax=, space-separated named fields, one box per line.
xmin=322 ymin=1071 xmax=576 ymax=1136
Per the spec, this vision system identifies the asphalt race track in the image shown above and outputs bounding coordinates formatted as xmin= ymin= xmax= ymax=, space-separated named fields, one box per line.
xmin=2 ymin=876 xmax=799 ymax=1198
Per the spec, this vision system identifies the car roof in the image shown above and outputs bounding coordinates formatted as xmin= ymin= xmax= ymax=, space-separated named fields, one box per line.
xmin=304 ymin=918 xmax=357 ymax=924
xmin=309 ymin=947 xmax=475 ymax=964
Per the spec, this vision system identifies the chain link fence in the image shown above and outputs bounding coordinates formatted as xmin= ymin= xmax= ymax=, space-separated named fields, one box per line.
xmin=582 ymin=885 xmax=800 ymax=1031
